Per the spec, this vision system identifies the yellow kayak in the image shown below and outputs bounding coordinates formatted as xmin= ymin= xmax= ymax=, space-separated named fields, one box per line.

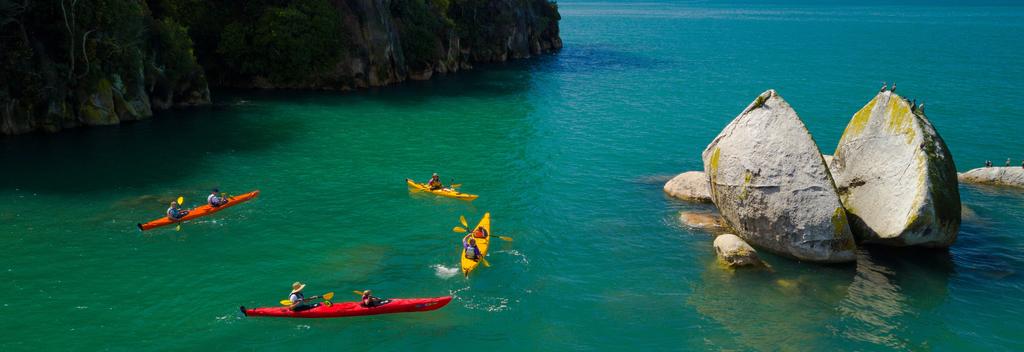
xmin=405 ymin=179 xmax=478 ymax=201
xmin=461 ymin=213 xmax=491 ymax=277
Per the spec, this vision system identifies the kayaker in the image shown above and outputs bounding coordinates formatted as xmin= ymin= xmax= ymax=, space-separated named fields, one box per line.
xmin=471 ymin=226 xmax=489 ymax=239
xmin=207 ymin=188 xmax=228 ymax=207
xmin=463 ymin=235 xmax=481 ymax=261
xmin=427 ymin=173 xmax=443 ymax=190
xmin=166 ymin=201 xmax=189 ymax=220
xmin=361 ymin=290 xmax=385 ymax=308
xmin=288 ymin=282 xmax=321 ymax=312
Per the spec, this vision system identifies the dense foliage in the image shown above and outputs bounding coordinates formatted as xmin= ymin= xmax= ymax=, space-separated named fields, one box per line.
xmin=391 ymin=0 xmax=453 ymax=69
xmin=149 ymin=0 xmax=346 ymax=85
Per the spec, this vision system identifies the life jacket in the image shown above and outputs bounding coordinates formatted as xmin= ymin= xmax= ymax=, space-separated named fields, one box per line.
xmin=208 ymin=193 xmax=225 ymax=206
xmin=473 ymin=228 xmax=488 ymax=238
xmin=290 ymin=292 xmax=304 ymax=304
xmin=465 ymin=245 xmax=480 ymax=259
xmin=167 ymin=207 xmax=180 ymax=218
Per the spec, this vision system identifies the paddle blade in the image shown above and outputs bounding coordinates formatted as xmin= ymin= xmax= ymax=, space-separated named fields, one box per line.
xmin=481 ymin=257 xmax=491 ymax=267
xmin=176 ymin=196 xmax=184 ymax=205
xmin=459 ymin=216 xmax=468 ymax=227
xmin=497 ymin=236 xmax=513 ymax=242
xmin=175 ymin=224 xmax=182 ymax=232
xmin=450 ymin=183 xmax=462 ymax=189
xmin=322 ymin=292 xmax=334 ymax=301
xmin=453 ymin=226 xmax=467 ymax=233
xmin=279 ymin=299 xmax=293 ymax=306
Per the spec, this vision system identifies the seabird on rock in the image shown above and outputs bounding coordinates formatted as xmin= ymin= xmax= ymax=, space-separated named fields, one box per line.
xmin=891 ymin=82 xmax=896 ymax=92
xmin=880 ymin=82 xmax=887 ymax=92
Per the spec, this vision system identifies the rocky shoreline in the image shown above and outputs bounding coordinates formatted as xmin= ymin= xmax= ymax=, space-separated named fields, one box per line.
xmin=959 ymin=167 xmax=1024 ymax=188
xmin=0 ymin=0 xmax=562 ymax=135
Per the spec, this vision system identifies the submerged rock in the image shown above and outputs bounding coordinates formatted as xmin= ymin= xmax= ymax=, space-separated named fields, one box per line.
xmin=703 ymin=89 xmax=856 ymax=263
xmin=831 ymin=91 xmax=960 ymax=247
xmin=664 ymin=171 xmax=712 ymax=202
xmin=679 ymin=211 xmax=727 ymax=231
xmin=714 ymin=234 xmax=764 ymax=267
xmin=958 ymin=167 xmax=1024 ymax=188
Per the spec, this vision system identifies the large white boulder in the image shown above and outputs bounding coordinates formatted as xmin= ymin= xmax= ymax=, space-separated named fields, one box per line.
xmin=702 ymin=89 xmax=856 ymax=263
xmin=958 ymin=167 xmax=1024 ymax=188
xmin=831 ymin=91 xmax=960 ymax=247
xmin=713 ymin=234 xmax=764 ymax=267
xmin=663 ymin=171 xmax=712 ymax=202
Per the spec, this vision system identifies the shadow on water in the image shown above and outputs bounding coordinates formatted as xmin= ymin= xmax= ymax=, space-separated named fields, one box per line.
xmin=0 ymin=104 xmax=303 ymax=193
xmin=213 ymin=58 xmax=550 ymax=109
xmin=689 ymin=245 xmax=955 ymax=350
xmin=555 ymin=44 xmax=672 ymax=73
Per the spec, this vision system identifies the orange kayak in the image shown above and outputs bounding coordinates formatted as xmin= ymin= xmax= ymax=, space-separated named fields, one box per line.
xmin=136 ymin=190 xmax=260 ymax=231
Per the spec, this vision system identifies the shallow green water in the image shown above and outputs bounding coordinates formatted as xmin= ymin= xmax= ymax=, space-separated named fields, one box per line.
xmin=3 ymin=1 xmax=1024 ymax=350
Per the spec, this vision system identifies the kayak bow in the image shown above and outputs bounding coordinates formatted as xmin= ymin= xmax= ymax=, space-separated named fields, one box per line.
xmin=240 ymin=296 xmax=452 ymax=318
xmin=136 ymin=190 xmax=260 ymax=231
xmin=406 ymin=179 xmax=478 ymax=201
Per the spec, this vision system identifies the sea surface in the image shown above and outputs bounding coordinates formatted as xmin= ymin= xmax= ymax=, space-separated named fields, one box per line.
xmin=2 ymin=1 xmax=1023 ymax=350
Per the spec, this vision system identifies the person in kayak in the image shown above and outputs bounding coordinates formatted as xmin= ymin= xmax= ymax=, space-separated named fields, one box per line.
xmin=427 ymin=173 xmax=443 ymax=190
xmin=207 ymin=188 xmax=228 ymax=207
xmin=167 ymin=201 xmax=189 ymax=220
xmin=361 ymin=290 xmax=387 ymax=308
xmin=463 ymin=236 xmax=482 ymax=261
xmin=288 ymin=282 xmax=322 ymax=312
xmin=471 ymin=226 xmax=489 ymax=239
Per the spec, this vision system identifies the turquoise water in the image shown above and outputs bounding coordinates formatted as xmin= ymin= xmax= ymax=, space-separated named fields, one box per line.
xmin=3 ymin=1 xmax=1024 ymax=350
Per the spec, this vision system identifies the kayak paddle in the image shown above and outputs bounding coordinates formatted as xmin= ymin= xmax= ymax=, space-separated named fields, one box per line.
xmin=453 ymin=215 xmax=512 ymax=241
xmin=450 ymin=183 xmax=462 ymax=189
xmin=278 ymin=292 xmax=334 ymax=306
xmin=452 ymin=227 xmax=513 ymax=242
xmin=175 ymin=195 xmax=185 ymax=231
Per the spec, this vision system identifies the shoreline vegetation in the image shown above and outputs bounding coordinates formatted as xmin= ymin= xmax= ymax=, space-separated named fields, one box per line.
xmin=0 ymin=0 xmax=562 ymax=135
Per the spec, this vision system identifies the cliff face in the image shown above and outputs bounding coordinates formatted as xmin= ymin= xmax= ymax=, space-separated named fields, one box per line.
xmin=0 ymin=0 xmax=563 ymax=135
xmin=307 ymin=0 xmax=565 ymax=89
xmin=0 ymin=2 xmax=209 ymax=134
xmin=203 ymin=0 xmax=562 ymax=89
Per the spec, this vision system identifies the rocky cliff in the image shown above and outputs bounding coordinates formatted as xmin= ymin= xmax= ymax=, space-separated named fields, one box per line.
xmin=0 ymin=0 xmax=562 ymax=135
xmin=158 ymin=0 xmax=562 ymax=90
xmin=1 ymin=1 xmax=209 ymax=134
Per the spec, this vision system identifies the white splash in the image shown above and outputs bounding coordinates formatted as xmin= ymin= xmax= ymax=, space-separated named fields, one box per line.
xmin=432 ymin=264 xmax=459 ymax=279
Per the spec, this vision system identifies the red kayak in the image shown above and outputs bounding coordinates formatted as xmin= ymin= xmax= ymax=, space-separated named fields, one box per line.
xmin=136 ymin=190 xmax=259 ymax=231
xmin=240 ymin=296 xmax=452 ymax=318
